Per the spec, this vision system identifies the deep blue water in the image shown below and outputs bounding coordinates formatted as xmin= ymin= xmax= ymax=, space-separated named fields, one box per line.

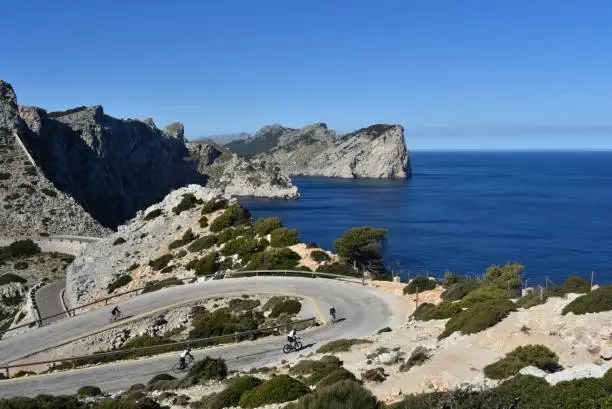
xmin=240 ymin=151 xmax=612 ymax=286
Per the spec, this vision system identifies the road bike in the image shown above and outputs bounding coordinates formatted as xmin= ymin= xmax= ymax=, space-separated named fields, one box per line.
xmin=109 ymin=311 xmax=124 ymax=323
xmin=283 ymin=337 xmax=302 ymax=353
xmin=172 ymin=355 xmax=194 ymax=373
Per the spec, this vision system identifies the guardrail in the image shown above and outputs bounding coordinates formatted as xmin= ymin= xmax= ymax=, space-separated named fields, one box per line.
xmin=1 ymin=317 xmax=316 ymax=378
xmin=0 ymin=269 xmax=363 ymax=337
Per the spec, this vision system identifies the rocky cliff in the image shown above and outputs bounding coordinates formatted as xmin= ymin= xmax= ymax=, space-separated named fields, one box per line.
xmin=1 ymin=80 xmax=297 ymax=234
xmin=224 ymin=123 xmax=411 ymax=179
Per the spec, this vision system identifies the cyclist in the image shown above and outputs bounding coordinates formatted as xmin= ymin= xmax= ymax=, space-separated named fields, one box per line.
xmin=179 ymin=347 xmax=194 ymax=369
xmin=111 ymin=306 xmax=121 ymax=320
xmin=329 ymin=306 xmax=337 ymax=322
xmin=287 ymin=328 xmax=298 ymax=347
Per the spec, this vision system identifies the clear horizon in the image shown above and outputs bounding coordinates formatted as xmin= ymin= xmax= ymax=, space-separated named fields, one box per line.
xmin=3 ymin=0 xmax=612 ymax=150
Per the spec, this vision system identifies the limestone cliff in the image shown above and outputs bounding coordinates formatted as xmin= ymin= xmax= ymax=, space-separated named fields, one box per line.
xmin=1 ymin=79 xmax=297 ymax=234
xmin=224 ymin=123 xmax=411 ymax=179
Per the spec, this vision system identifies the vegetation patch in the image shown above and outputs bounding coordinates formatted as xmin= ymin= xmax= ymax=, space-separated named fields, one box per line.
xmin=228 ymin=298 xmax=261 ymax=312
xmin=484 ymin=262 xmax=524 ymax=296
xmin=202 ymin=198 xmax=229 ymax=214
xmin=310 ymin=250 xmax=331 ymax=263
xmin=188 ymin=307 xmax=264 ymax=341
xmin=269 ymin=299 xmax=301 ymax=318
xmin=77 ymin=385 xmax=102 ymax=397
xmin=441 ymin=280 xmax=482 ymax=302
xmin=196 ymin=375 xmax=263 ymax=409
xmin=178 ymin=356 xmax=228 ymax=387
xmin=246 ymin=248 xmax=301 ymax=270
xmin=142 ymin=277 xmax=183 ymax=294
xmin=112 ymin=237 xmax=126 ymax=246
xmin=270 ymin=227 xmax=300 ymax=247
xmin=404 ymin=276 xmax=437 ymax=294
xmin=168 ymin=229 xmax=196 ymax=250
xmin=148 ymin=254 xmax=173 ymax=271
xmin=107 ymin=275 xmax=133 ymax=293
xmin=172 ymin=193 xmax=203 ymax=215
xmin=439 ymin=299 xmax=516 ymax=340
xmin=287 ymin=380 xmax=379 ymax=409
xmin=198 ymin=215 xmax=208 ymax=228
xmin=0 ymin=172 xmax=10 ymax=180
xmin=188 ymin=235 xmax=217 ymax=252
xmin=13 ymin=261 xmax=28 ymax=270
xmin=1 ymin=239 xmax=41 ymax=259
xmin=516 ymin=290 xmax=546 ymax=309
xmin=254 ymin=216 xmax=283 ymax=236
xmin=361 ymin=367 xmax=387 ymax=383
xmin=484 ymin=344 xmax=561 ymax=380
xmin=334 ymin=226 xmax=388 ymax=280
xmin=144 ymin=208 xmax=163 ymax=221
xmin=289 ymin=355 xmax=344 ymax=385
xmin=399 ymin=346 xmax=430 ymax=372
xmin=210 ymin=204 xmax=251 ymax=232
xmin=238 ymin=375 xmax=311 ymax=408
xmin=460 ymin=286 xmax=508 ymax=308
xmin=412 ymin=302 xmax=462 ymax=321
xmin=317 ymin=262 xmax=359 ymax=277
xmin=562 ymin=285 xmax=612 ymax=315
xmin=221 ymin=237 xmax=266 ymax=260
xmin=317 ymin=339 xmax=372 ymax=354
xmin=40 ymin=188 xmax=57 ymax=197
xmin=185 ymin=252 xmax=219 ymax=276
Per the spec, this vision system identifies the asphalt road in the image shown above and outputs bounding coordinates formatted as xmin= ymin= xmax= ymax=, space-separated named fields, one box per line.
xmin=35 ymin=279 xmax=66 ymax=326
xmin=0 ymin=276 xmax=397 ymax=397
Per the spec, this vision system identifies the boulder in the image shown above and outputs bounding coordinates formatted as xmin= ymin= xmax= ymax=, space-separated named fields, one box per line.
xmin=377 ymin=351 xmax=399 ymax=365
xmin=519 ymin=366 xmax=548 ymax=378
xmin=544 ymin=364 xmax=609 ymax=385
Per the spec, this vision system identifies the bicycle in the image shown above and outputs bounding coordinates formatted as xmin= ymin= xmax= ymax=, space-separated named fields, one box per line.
xmin=330 ymin=312 xmax=337 ymax=323
xmin=109 ymin=311 xmax=124 ymax=323
xmin=172 ymin=355 xmax=194 ymax=374
xmin=283 ymin=337 xmax=302 ymax=354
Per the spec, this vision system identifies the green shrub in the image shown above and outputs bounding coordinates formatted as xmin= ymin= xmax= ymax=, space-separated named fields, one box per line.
xmin=460 ymin=286 xmax=508 ymax=308
xmin=442 ymin=272 xmax=459 ymax=287
xmin=2 ymin=239 xmax=40 ymax=257
xmin=287 ymin=380 xmax=380 ymax=409
xmin=403 ymin=276 xmax=436 ymax=295
xmin=172 ymin=193 xmax=203 ymax=215
xmin=269 ymin=299 xmax=302 ymax=317
xmin=210 ymin=205 xmax=251 ymax=232
xmin=197 ymin=375 xmax=263 ymax=409
xmin=148 ymin=254 xmax=173 ymax=271
xmin=126 ymin=263 xmax=140 ymax=272
xmin=77 ymin=385 xmax=102 ymax=396
xmin=290 ymin=356 xmax=344 ymax=385
xmin=317 ymin=339 xmax=372 ymax=354
xmin=246 ymin=248 xmax=301 ymax=270
xmin=202 ymin=198 xmax=228 ymax=214
xmin=0 ymin=395 xmax=86 ymax=409
xmin=228 ymin=298 xmax=261 ymax=312
xmin=186 ymin=252 xmax=219 ymax=276
xmin=148 ymin=374 xmax=176 ymax=384
xmin=310 ymin=250 xmax=331 ymax=263
xmin=168 ymin=229 xmax=196 ymax=250
xmin=412 ymin=302 xmax=462 ymax=321
xmin=439 ymin=299 xmax=516 ymax=339
xmin=484 ymin=262 xmax=524 ymax=294
xmin=316 ymin=368 xmax=358 ymax=388
xmin=315 ymin=262 xmax=358 ymax=277
xmin=441 ymin=280 xmax=482 ymax=302
xmin=0 ymin=273 xmax=27 ymax=285
xmin=40 ymin=188 xmax=57 ymax=197
xmin=198 ymin=215 xmax=208 ymax=228
xmin=188 ymin=308 xmax=263 ymax=340
xmin=142 ymin=277 xmax=183 ymax=293
xmin=188 ymin=235 xmax=217 ymax=252
xmin=399 ymin=346 xmax=430 ymax=372
xmin=144 ymin=209 xmax=163 ymax=221
xmin=484 ymin=345 xmax=560 ymax=380
xmin=107 ymin=275 xmax=133 ymax=293
xmin=270 ymin=227 xmax=299 ymax=247
xmin=113 ymin=237 xmax=127 ymax=246
xmin=179 ymin=356 xmax=228 ymax=386
xmin=361 ymin=367 xmax=386 ymax=383
xmin=238 ymin=375 xmax=311 ymax=408
xmin=254 ymin=217 xmax=283 ymax=236
xmin=221 ymin=237 xmax=265 ymax=258
xmin=562 ymin=275 xmax=591 ymax=294
xmin=516 ymin=289 xmax=546 ymax=309
xmin=562 ymin=285 xmax=612 ymax=315
xmin=13 ymin=261 xmax=28 ymax=270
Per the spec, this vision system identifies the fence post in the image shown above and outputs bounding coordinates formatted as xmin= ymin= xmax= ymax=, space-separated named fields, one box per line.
xmin=415 ymin=286 xmax=419 ymax=309
xmin=591 ymin=271 xmax=594 ymax=291
xmin=539 ymin=286 xmax=544 ymax=302
xmin=545 ymin=276 xmax=548 ymax=295
xmin=4 ymin=367 xmax=8 ymax=378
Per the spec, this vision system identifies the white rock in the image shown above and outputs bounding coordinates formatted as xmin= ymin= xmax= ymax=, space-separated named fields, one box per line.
xmin=544 ymin=364 xmax=609 ymax=385
xmin=519 ymin=366 xmax=548 ymax=378
xmin=601 ymin=349 xmax=612 ymax=360
xmin=377 ymin=351 xmax=399 ymax=365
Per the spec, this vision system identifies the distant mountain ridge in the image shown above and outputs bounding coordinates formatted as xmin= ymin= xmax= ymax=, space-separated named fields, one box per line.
xmin=224 ymin=122 xmax=411 ymax=179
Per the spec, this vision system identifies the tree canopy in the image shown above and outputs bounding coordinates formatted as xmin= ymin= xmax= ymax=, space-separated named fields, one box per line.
xmin=333 ymin=227 xmax=388 ymax=278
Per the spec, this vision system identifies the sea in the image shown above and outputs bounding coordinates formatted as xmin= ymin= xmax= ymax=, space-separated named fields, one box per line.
xmin=240 ymin=151 xmax=612 ymax=286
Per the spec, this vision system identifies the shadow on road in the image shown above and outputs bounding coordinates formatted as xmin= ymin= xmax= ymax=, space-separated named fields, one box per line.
xmin=332 ymin=317 xmax=347 ymax=324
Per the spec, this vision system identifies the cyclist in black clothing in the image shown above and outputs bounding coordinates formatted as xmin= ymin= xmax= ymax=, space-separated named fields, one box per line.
xmin=329 ymin=306 xmax=336 ymax=322
xmin=111 ymin=306 xmax=121 ymax=319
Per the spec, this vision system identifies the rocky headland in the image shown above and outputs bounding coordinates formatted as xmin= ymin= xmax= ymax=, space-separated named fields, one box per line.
xmin=224 ymin=122 xmax=411 ymax=179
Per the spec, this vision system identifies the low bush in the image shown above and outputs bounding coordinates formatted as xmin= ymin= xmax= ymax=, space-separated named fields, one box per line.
xmin=442 ymin=272 xmax=459 ymax=287
xmin=160 ymin=265 xmax=174 ymax=274
xmin=562 ymin=285 xmax=612 ymax=315
xmin=412 ymin=302 xmax=462 ymax=321
xmin=459 ymin=286 xmax=508 ymax=308
xmin=179 ymin=356 xmax=228 ymax=387
xmin=316 ymin=367 xmax=358 ymax=388
xmin=484 ymin=345 xmax=560 ymax=379
xmin=286 ymin=380 xmax=380 ymax=409
xmin=399 ymin=346 xmax=430 ymax=372
xmin=77 ymin=385 xmax=102 ymax=396
xmin=441 ymin=280 xmax=482 ymax=302
xmin=112 ymin=237 xmax=126 ymax=246
xmin=126 ymin=263 xmax=139 ymax=272
xmin=254 ymin=216 xmax=283 ymax=236
xmin=40 ymin=188 xmax=57 ymax=197
xmin=188 ymin=235 xmax=217 ymax=252
xmin=0 ymin=273 xmax=27 ymax=285
xmin=361 ymin=367 xmax=386 ymax=383
xmin=310 ymin=250 xmax=331 ymax=263
xmin=168 ymin=229 xmax=196 ymax=250
xmin=2 ymin=239 xmax=40 ymax=257
xmin=188 ymin=308 xmax=264 ymax=340
xmin=561 ymin=274 xmax=591 ymax=294
xmin=202 ymin=198 xmax=228 ymax=214
xmin=13 ymin=261 xmax=28 ymax=270
xmin=484 ymin=262 xmax=524 ymax=293
xmin=144 ymin=209 xmax=163 ymax=221
xmin=197 ymin=375 xmax=263 ymax=409
xmin=238 ymin=375 xmax=311 ymax=408
xmin=0 ymin=395 xmax=85 ymax=409
xmin=317 ymin=339 xmax=372 ymax=354
xmin=221 ymin=237 xmax=265 ymax=259
xmin=107 ymin=275 xmax=133 ymax=293
xmin=198 ymin=215 xmax=208 ymax=228
xmin=142 ymin=277 xmax=183 ymax=294
xmin=316 ymin=262 xmax=359 ymax=277
xmin=148 ymin=254 xmax=173 ymax=271
xmin=269 ymin=299 xmax=301 ymax=317
xmin=290 ymin=355 xmax=344 ymax=385
xmin=148 ymin=374 xmax=176 ymax=384
xmin=228 ymin=298 xmax=261 ymax=312
xmin=172 ymin=193 xmax=203 ymax=215
xmin=0 ymin=172 xmax=10 ymax=180
xmin=210 ymin=205 xmax=251 ymax=232
xmin=439 ymin=299 xmax=516 ymax=340
xmin=13 ymin=370 xmax=36 ymax=378
xmin=186 ymin=252 xmax=219 ymax=276
xmin=270 ymin=227 xmax=299 ymax=247
xmin=403 ymin=276 xmax=436 ymax=295
xmin=246 ymin=248 xmax=301 ymax=270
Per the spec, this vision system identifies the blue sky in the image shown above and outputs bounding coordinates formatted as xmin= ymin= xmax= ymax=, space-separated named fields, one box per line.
xmin=2 ymin=0 xmax=612 ymax=150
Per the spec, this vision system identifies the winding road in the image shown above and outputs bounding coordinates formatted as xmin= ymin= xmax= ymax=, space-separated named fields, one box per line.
xmin=0 ymin=276 xmax=402 ymax=397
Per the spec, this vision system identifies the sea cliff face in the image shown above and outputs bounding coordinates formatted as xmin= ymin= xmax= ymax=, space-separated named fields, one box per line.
xmin=0 ymin=79 xmax=298 ymax=235
xmin=224 ymin=123 xmax=411 ymax=179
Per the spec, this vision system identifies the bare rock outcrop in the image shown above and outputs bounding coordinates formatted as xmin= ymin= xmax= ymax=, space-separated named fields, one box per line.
xmin=225 ymin=122 xmax=411 ymax=179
